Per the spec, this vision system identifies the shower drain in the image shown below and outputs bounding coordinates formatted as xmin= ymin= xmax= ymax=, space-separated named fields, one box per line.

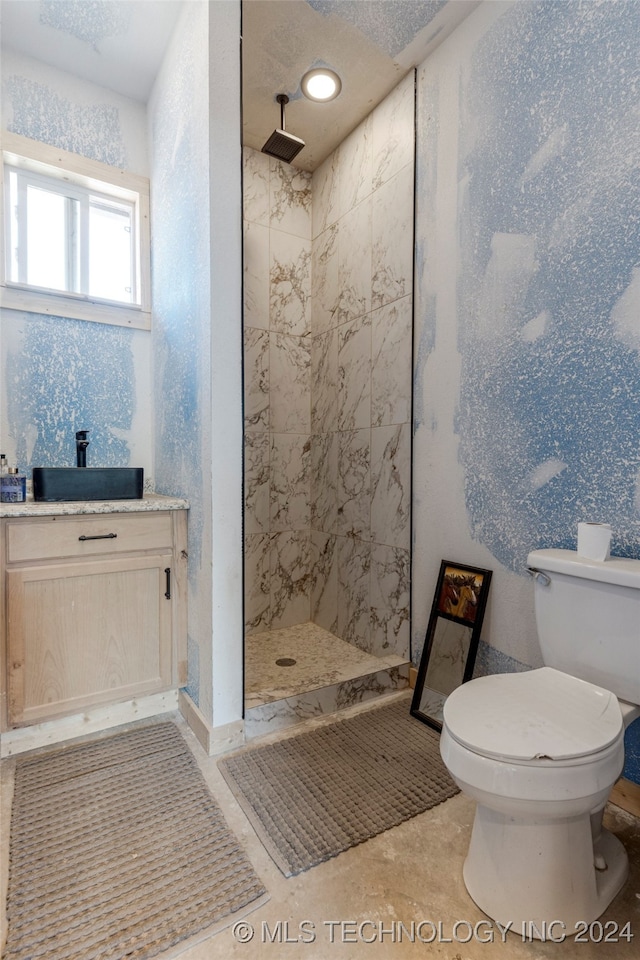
xmin=275 ymin=657 xmax=297 ymax=667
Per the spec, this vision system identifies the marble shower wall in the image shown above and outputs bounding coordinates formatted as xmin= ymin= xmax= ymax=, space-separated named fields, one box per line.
xmin=310 ymin=73 xmax=414 ymax=660
xmin=243 ymin=148 xmax=313 ymax=633
xmin=243 ymin=73 xmax=414 ymax=660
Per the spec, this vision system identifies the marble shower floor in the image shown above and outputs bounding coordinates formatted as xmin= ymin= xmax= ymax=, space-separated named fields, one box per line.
xmin=245 ymin=622 xmax=407 ymax=709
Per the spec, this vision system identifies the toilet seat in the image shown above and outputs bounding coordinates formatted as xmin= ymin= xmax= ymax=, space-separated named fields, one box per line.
xmin=443 ymin=666 xmax=623 ymax=762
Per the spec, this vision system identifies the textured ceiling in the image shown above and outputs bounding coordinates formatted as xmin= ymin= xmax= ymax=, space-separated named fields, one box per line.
xmin=0 ymin=0 xmax=479 ymax=171
xmin=242 ymin=0 xmax=479 ymax=170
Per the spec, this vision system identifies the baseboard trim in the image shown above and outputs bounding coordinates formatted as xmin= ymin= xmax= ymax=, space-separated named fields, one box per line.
xmin=0 ymin=690 xmax=179 ymax=758
xmin=610 ymin=777 xmax=640 ymax=819
xmin=178 ymin=690 xmax=244 ymax=756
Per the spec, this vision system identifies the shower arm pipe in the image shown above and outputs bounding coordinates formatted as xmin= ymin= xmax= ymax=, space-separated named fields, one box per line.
xmin=277 ymin=94 xmax=289 ymax=130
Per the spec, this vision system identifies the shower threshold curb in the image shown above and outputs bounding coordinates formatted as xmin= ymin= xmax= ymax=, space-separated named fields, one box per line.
xmin=244 ymin=661 xmax=410 ymax=740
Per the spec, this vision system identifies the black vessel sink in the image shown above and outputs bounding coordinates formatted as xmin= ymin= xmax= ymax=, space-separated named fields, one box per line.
xmin=33 ymin=467 xmax=144 ymax=502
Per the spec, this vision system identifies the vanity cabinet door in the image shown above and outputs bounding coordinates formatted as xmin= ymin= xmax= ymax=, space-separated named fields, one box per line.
xmin=7 ymin=554 xmax=173 ymax=726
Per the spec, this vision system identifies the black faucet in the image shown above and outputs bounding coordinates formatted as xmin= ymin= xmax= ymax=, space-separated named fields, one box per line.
xmin=76 ymin=430 xmax=89 ymax=468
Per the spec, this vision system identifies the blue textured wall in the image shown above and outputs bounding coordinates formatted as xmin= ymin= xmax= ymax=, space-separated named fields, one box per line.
xmin=413 ymin=0 xmax=640 ymax=782
xmin=7 ymin=74 xmax=126 ymax=166
xmin=1 ymin=56 xmax=150 ymax=477
xmin=624 ymin=721 xmax=640 ymax=783
xmin=6 ymin=316 xmax=134 ymax=469
xmin=458 ymin=0 xmax=640 ymax=574
xmin=149 ymin=2 xmax=211 ymax=707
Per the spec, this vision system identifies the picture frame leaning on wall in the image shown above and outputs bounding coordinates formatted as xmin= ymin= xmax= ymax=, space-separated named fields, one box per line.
xmin=411 ymin=561 xmax=492 ymax=732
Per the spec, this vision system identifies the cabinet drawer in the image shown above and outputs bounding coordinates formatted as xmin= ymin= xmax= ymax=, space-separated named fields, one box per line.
xmin=6 ymin=512 xmax=174 ymax=563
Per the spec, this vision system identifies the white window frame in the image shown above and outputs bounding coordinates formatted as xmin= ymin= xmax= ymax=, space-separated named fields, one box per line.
xmin=1 ymin=132 xmax=151 ymax=330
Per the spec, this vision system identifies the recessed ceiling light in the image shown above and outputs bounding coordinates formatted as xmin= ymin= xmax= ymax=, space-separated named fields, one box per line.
xmin=301 ymin=68 xmax=342 ymax=102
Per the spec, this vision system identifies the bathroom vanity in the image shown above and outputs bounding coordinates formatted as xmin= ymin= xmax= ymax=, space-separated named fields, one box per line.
xmin=0 ymin=496 xmax=188 ymax=731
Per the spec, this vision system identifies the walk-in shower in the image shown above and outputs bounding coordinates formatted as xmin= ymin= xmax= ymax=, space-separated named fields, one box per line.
xmin=244 ymin=73 xmax=416 ymax=737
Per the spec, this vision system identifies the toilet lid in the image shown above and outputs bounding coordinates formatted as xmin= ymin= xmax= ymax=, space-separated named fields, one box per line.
xmin=443 ymin=667 xmax=623 ymax=761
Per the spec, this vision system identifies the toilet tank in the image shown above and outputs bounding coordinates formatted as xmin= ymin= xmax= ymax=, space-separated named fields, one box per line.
xmin=527 ymin=548 xmax=640 ymax=706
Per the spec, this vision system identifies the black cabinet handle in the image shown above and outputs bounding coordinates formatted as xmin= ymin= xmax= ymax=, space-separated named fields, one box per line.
xmin=165 ymin=567 xmax=171 ymax=599
xmin=78 ymin=532 xmax=118 ymax=541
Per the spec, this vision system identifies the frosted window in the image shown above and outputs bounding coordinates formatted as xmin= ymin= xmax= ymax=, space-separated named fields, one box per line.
xmin=26 ymin=185 xmax=74 ymax=293
xmin=5 ymin=166 xmax=138 ymax=307
xmin=89 ymin=199 xmax=134 ymax=303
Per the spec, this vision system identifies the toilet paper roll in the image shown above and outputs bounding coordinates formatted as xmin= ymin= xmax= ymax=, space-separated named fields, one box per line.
xmin=577 ymin=522 xmax=612 ymax=562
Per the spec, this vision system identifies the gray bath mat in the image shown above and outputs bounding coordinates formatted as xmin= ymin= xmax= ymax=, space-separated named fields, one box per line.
xmin=218 ymin=696 xmax=458 ymax=876
xmin=4 ymin=722 xmax=268 ymax=960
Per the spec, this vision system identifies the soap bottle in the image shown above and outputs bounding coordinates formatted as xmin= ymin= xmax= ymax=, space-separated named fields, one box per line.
xmin=1 ymin=466 xmax=27 ymax=503
xmin=0 ymin=454 xmax=7 ymax=475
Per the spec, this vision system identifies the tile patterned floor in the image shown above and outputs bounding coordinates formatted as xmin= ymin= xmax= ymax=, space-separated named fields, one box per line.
xmin=245 ymin=622 xmax=407 ymax=708
xmin=2 ymin=694 xmax=640 ymax=959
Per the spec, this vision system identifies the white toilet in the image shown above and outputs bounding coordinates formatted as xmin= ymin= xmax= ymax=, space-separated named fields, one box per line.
xmin=440 ymin=548 xmax=640 ymax=933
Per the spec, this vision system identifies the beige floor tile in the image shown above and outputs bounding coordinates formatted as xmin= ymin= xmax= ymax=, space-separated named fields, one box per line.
xmin=2 ymin=694 xmax=640 ymax=960
xmin=175 ymin=696 xmax=640 ymax=960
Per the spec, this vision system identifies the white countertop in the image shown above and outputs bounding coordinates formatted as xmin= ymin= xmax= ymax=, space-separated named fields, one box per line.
xmin=0 ymin=493 xmax=189 ymax=518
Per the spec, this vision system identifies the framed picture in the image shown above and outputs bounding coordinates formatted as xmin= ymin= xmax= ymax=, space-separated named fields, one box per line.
xmin=411 ymin=561 xmax=492 ymax=731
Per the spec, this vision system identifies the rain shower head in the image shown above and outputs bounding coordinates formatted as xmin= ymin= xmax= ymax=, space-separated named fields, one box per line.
xmin=262 ymin=94 xmax=305 ymax=164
